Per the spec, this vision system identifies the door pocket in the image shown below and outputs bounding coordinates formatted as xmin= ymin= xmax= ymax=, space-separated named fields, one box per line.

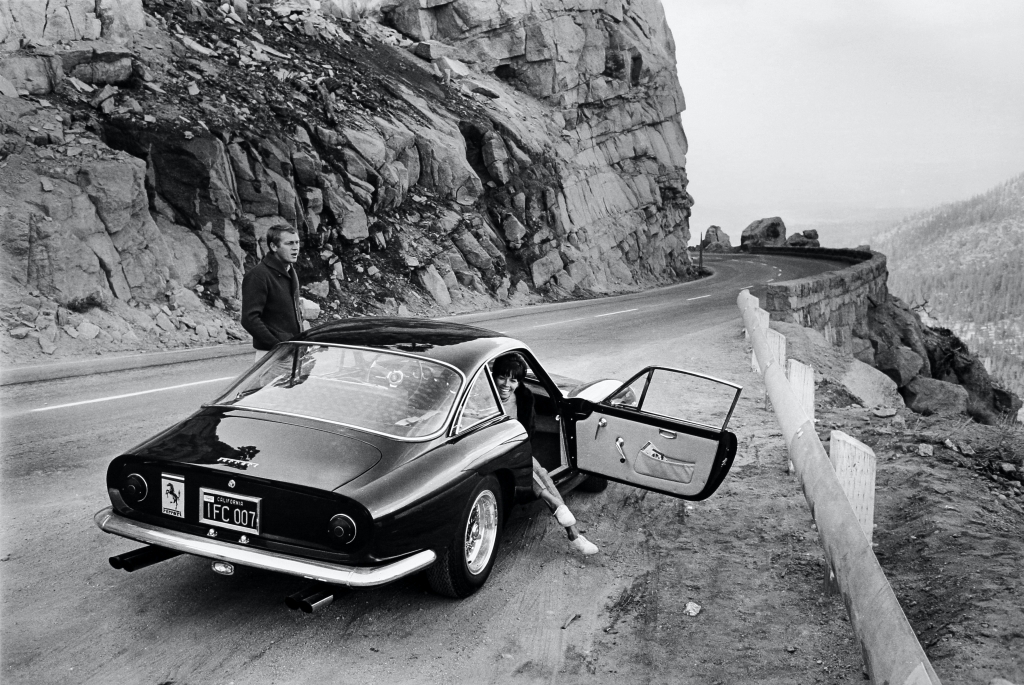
xmin=633 ymin=441 xmax=696 ymax=484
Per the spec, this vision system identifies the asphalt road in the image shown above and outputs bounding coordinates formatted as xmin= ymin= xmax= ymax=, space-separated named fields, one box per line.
xmin=0 ymin=253 xmax=851 ymax=684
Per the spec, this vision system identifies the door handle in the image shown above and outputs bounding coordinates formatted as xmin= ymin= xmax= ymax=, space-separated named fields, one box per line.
xmin=594 ymin=417 xmax=607 ymax=439
xmin=615 ymin=437 xmax=626 ymax=463
xmin=659 ymin=429 xmax=677 ymax=439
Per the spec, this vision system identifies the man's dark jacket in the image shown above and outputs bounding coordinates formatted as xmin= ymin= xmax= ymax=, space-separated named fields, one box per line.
xmin=241 ymin=253 xmax=301 ymax=350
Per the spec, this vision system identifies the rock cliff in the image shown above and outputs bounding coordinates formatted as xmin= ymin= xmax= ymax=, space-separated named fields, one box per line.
xmin=0 ymin=0 xmax=695 ymax=362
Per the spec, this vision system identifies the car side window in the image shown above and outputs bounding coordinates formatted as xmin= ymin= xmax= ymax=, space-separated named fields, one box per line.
xmin=603 ymin=367 xmax=742 ymax=431
xmin=455 ymin=369 xmax=503 ymax=433
xmin=607 ymin=375 xmax=643 ymax=408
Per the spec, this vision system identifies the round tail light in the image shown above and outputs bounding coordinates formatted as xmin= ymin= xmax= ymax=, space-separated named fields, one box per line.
xmin=328 ymin=514 xmax=357 ymax=544
xmin=123 ymin=473 xmax=148 ymax=502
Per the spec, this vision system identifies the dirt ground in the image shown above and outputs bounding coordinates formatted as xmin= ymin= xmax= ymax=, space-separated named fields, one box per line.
xmin=269 ymin=319 xmax=1024 ymax=684
xmin=3 ymin=295 xmax=1021 ymax=684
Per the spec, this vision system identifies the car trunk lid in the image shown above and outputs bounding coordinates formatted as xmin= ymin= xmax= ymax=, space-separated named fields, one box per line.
xmin=132 ymin=412 xmax=382 ymax=491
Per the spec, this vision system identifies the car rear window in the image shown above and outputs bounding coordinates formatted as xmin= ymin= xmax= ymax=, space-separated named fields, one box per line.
xmin=213 ymin=344 xmax=464 ymax=439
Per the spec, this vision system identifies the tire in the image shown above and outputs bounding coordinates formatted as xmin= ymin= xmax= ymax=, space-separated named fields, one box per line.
xmin=576 ymin=474 xmax=609 ymax=493
xmin=427 ymin=476 xmax=503 ymax=598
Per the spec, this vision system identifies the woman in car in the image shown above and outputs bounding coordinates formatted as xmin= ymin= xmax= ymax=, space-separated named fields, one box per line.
xmin=492 ymin=353 xmax=599 ymax=556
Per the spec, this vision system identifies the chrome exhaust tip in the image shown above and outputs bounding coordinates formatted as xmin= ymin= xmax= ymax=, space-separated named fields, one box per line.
xmin=109 ymin=545 xmax=181 ymax=572
xmin=285 ymin=583 xmax=336 ymax=613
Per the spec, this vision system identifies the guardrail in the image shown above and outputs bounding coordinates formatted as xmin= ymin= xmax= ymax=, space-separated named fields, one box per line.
xmin=737 ymin=289 xmax=941 ymax=685
xmin=743 ymin=247 xmax=888 ymax=352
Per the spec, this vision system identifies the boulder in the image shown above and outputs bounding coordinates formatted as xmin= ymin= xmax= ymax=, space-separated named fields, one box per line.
xmin=530 ymin=249 xmax=564 ymax=288
xmin=481 ymin=131 xmax=511 ymax=184
xmin=839 ymin=359 xmax=904 ymax=409
xmin=450 ymin=228 xmax=493 ymax=272
xmin=412 ymin=41 xmax=456 ymax=61
xmin=413 ymin=127 xmax=482 ymax=205
xmin=0 ymin=54 xmax=64 ymax=95
xmin=299 ymin=297 xmax=321 ymax=320
xmin=993 ymin=386 xmax=1023 ymax=417
xmin=785 ymin=232 xmax=819 ymax=248
xmin=506 ymin=139 xmax=532 ymax=169
xmin=323 ymin=185 xmax=368 ymax=241
xmin=874 ymin=344 xmax=924 ymax=388
xmin=77 ymin=320 xmax=101 ymax=339
xmin=846 ymin=337 xmax=873 ymax=366
xmin=903 ymin=377 xmax=969 ymax=417
xmin=60 ymin=43 xmax=134 ymax=85
xmin=554 ymin=270 xmax=578 ymax=293
xmin=291 ymin=149 xmax=322 ymax=186
xmin=502 ymin=214 xmax=527 ymax=248
xmin=414 ymin=265 xmax=452 ymax=306
xmin=433 ymin=56 xmax=470 ymax=78
xmin=801 ymin=229 xmax=819 ymax=240
xmin=342 ymin=127 xmax=387 ymax=170
xmin=741 ymin=217 xmax=787 ymax=248
xmin=306 ymin=280 xmax=330 ymax=298
xmin=700 ymin=225 xmax=731 ymax=251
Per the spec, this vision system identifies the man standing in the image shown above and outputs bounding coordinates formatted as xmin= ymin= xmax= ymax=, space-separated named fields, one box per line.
xmin=242 ymin=225 xmax=301 ymax=363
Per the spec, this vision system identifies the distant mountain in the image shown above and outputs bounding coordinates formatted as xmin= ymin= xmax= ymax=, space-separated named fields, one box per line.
xmin=873 ymin=172 xmax=1024 ymax=398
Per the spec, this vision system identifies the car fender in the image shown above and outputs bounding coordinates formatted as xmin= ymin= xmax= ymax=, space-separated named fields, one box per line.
xmin=345 ymin=419 xmax=531 ymax=562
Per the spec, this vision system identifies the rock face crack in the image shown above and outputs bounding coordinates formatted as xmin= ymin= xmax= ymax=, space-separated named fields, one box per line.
xmin=41 ymin=0 xmax=53 ymax=38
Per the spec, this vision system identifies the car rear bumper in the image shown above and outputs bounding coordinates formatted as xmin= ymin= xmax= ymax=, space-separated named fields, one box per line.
xmin=93 ymin=507 xmax=436 ymax=587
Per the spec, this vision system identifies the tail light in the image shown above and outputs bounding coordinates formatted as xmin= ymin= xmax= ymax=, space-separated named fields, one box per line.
xmin=123 ymin=473 xmax=148 ymax=502
xmin=328 ymin=514 xmax=357 ymax=545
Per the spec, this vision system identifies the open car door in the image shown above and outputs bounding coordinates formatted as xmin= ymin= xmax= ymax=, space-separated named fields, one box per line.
xmin=567 ymin=367 xmax=741 ymax=500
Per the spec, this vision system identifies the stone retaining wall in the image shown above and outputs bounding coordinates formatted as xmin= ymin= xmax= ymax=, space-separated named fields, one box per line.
xmin=752 ymin=247 xmax=888 ymax=352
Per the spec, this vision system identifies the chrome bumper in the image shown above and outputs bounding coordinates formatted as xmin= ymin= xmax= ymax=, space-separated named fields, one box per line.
xmin=93 ymin=507 xmax=436 ymax=587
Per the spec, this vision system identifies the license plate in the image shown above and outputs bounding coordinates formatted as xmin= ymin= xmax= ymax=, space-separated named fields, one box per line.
xmin=199 ymin=488 xmax=261 ymax=535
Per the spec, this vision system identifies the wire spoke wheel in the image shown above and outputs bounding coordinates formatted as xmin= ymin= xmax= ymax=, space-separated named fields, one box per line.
xmin=463 ymin=491 xmax=498 ymax=575
xmin=427 ymin=476 xmax=503 ymax=598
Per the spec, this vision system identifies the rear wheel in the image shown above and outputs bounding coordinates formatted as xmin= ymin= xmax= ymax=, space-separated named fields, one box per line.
xmin=427 ymin=476 xmax=502 ymax=598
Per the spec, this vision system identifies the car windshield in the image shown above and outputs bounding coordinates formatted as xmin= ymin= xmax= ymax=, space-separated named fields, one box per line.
xmin=213 ymin=344 xmax=464 ymax=438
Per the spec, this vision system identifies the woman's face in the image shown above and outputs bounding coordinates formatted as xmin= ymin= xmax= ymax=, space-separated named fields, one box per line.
xmin=495 ymin=372 xmax=519 ymax=401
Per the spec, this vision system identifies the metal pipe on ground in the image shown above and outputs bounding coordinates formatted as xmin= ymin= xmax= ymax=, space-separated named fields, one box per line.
xmin=109 ymin=545 xmax=182 ymax=572
xmin=737 ymin=290 xmax=941 ymax=685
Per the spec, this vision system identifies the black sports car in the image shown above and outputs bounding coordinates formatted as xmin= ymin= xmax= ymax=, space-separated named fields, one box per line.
xmin=95 ymin=319 xmax=741 ymax=606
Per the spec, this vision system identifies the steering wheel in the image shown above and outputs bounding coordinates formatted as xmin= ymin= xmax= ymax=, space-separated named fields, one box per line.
xmin=368 ymin=358 xmax=426 ymax=395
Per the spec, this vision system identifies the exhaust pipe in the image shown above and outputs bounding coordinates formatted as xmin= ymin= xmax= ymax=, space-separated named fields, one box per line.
xmin=109 ymin=545 xmax=181 ymax=572
xmin=285 ymin=583 xmax=336 ymax=613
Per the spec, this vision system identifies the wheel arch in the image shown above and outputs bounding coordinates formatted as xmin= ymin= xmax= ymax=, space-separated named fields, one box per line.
xmin=492 ymin=468 xmax=516 ymax=522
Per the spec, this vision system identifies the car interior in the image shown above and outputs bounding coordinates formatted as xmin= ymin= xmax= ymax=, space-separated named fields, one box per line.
xmin=487 ymin=352 xmax=564 ymax=475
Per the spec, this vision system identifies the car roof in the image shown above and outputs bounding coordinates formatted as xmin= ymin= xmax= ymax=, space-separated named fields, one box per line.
xmin=296 ymin=317 xmax=524 ymax=373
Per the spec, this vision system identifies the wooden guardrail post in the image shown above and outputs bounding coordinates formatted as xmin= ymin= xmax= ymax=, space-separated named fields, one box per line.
xmin=823 ymin=431 xmax=876 ymax=595
xmin=829 ymin=431 xmax=877 ymax=543
xmin=787 ymin=359 xmax=815 ymax=473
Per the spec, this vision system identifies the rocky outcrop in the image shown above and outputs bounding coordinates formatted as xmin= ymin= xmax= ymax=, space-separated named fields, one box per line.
xmin=903 ymin=377 xmax=968 ymax=417
xmin=786 ymin=230 xmax=820 ymax=248
xmin=388 ymin=0 xmax=695 ymax=292
xmin=1 ymin=0 xmax=698 ymax=363
xmin=760 ymin=246 xmax=1021 ymax=422
xmin=840 ymin=358 xmax=904 ymax=410
xmin=0 ymin=0 xmax=146 ymax=50
xmin=700 ymin=225 xmax=731 ymax=251
xmin=741 ymin=217 xmax=787 ymax=248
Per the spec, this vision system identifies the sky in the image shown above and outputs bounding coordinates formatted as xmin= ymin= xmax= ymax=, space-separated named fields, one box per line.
xmin=662 ymin=0 xmax=1024 ymax=244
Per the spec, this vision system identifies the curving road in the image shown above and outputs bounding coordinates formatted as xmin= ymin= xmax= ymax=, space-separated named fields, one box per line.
xmin=0 ymin=253 xmax=855 ymax=684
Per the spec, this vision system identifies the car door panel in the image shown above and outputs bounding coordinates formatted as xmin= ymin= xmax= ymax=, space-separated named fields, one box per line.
xmin=567 ymin=366 xmax=741 ymax=501
xmin=575 ymin=410 xmax=721 ymax=498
